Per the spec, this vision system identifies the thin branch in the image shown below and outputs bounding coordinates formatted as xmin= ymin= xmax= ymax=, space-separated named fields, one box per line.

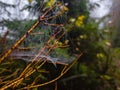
xmin=19 ymin=53 xmax=82 ymax=90
xmin=0 ymin=21 xmax=40 ymax=63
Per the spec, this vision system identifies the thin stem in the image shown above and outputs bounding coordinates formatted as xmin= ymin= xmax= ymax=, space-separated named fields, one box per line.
xmin=19 ymin=53 xmax=83 ymax=90
xmin=0 ymin=21 xmax=40 ymax=63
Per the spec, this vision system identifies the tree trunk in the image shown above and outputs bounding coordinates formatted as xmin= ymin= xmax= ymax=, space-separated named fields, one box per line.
xmin=111 ymin=0 xmax=120 ymax=47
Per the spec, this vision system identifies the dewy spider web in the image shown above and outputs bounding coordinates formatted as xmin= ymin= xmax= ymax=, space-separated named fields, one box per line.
xmin=18 ymin=1 xmax=69 ymax=64
xmin=0 ymin=1 xmax=83 ymax=89
xmin=0 ymin=0 xmax=71 ymax=65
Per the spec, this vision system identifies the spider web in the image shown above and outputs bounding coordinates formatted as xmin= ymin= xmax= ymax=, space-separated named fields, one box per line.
xmin=2 ymin=0 xmax=74 ymax=65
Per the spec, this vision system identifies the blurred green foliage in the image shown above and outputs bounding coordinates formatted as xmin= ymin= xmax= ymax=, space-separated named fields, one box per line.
xmin=57 ymin=0 xmax=120 ymax=90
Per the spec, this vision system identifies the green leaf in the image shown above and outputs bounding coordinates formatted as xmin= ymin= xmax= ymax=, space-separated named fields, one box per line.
xmin=100 ymin=75 xmax=111 ymax=80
